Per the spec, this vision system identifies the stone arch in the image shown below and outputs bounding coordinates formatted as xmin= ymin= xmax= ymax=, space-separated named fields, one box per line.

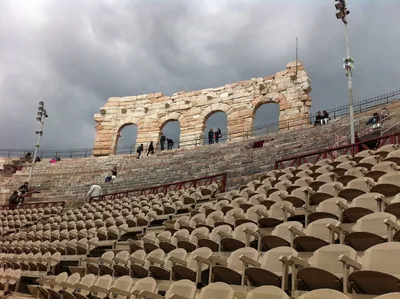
xmin=157 ymin=112 xmax=188 ymax=129
xmin=200 ymin=103 xmax=234 ymax=123
xmin=112 ymin=118 xmax=140 ymax=155
xmin=251 ymin=92 xmax=289 ymax=112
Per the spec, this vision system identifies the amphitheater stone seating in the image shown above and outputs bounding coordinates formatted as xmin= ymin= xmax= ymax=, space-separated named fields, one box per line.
xmin=0 ymin=139 xmax=400 ymax=298
xmin=1 ymin=100 xmax=399 ymax=206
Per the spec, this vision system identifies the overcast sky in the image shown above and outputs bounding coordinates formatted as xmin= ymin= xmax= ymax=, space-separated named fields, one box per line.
xmin=1 ymin=0 xmax=399 ymax=155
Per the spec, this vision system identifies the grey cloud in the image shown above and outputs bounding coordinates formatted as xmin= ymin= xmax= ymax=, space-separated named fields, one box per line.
xmin=0 ymin=0 xmax=399 ymax=153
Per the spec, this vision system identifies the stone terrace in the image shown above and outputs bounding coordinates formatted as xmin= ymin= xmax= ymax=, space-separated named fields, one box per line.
xmin=1 ymin=100 xmax=399 ymax=205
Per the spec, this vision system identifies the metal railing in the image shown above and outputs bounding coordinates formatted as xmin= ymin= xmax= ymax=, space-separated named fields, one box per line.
xmin=274 ymin=131 xmax=400 ymax=169
xmin=2 ymin=89 xmax=399 ymax=159
xmin=89 ymin=173 xmax=227 ymax=203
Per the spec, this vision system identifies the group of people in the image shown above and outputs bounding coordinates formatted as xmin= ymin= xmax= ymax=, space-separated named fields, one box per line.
xmin=366 ymin=107 xmax=389 ymax=127
xmin=135 ymin=134 xmax=175 ymax=159
xmin=160 ymin=133 xmax=175 ymax=151
xmin=24 ymin=152 xmax=61 ymax=163
xmin=208 ymin=127 xmax=222 ymax=144
xmin=8 ymin=182 xmax=29 ymax=206
xmin=314 ymin=110 xmax=330 ymax=126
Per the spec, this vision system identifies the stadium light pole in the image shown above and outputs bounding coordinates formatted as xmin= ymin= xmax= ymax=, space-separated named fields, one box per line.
xmin=28 ymin=102 xmax=49 ymax=183
xmin=335 ymin=0 xmax=355 ymax=144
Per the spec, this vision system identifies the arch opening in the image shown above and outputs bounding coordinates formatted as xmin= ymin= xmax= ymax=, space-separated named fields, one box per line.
xmin=253 ymin=102 xmax=280 ymax=136
xmin=115 ymin=123 xmax=138 ymax=155
xmin=160 ymin=120 xmax=181 ymax=150
xmin=203 ymin=111 xmax=228 ymax=145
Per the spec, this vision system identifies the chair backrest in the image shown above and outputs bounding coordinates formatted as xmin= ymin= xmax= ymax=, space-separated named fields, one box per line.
xmin=210 ymin=225 xmax=232 ymax=242
xmin=259 ymin=247 xmax=298 ymax=276
xmin=93 ymin=275 xmax=113 ymax=299
xmin=133 ymin=277 xmax=157 ymax=294
xmin=79 ymin=274 xmax=96 ymax=296
xmin=165 ymin=279 xmax=197 ymax=299
xmin=112 ymin=276 xmax=133 ymax=299
xmin=198 ymin=282 xmax=235 ymax=299
xmin=304 ymin=218 xmax=339 ymax=242
xmin=272 ymin=221 xmax=303 ymax=242
xmin=233 ymin=222 xmax=258 ymax=243
xmin=186 ymin=247 xmax=213 ymax=271
xmin=247 ymin=285 xmax=289 ymax=299
xmin=353 ymin=212 xmax=396 ymax=238
xmin=165 ymin=248 xmax=187 ymax=271
xmin=363 ymin=242 xmax=400 ymax=277
xmin=227 ymin=247 xmax=259 ymax=274
xmin=65 ymin=272 xmax=81 ymax=291
xmin=309 ymin=244 xmax=357 ymax=277
xmin=246 ymin=205 xmax=267 ymax=221
xmin=349 ymin=193 xmax=381 ymax=211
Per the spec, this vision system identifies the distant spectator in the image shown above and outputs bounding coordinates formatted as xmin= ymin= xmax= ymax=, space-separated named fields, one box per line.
xmin=34 ymin=156 xmax=41 ymax=163
xmin=215 ymin=127 xmax=222 ymax=143
xmin=314 ymin=111 xmax=322 ymax=126
xmin=160 ymin=133 xmax=166 ymax=151
xmin=8 ymin=191 xmax=19 ymax=205
xmin=25 ymin=152 xmax=32 ymax=161
xmin=147 ymin=142 xmax=155 ymax=156
xmin=87 ymin=184 xmax=103 ymax=198
xmin=167 ymin=138 xmax=174 ymax=150
xmin=105 ymin=166 xmax=117 ymax=183
xmin=381 ymin=107 xmax=389 ymax=120
xmin=322 ymin=110 xmax=330 ymax=124
xmin=208 ymin=128 xmax=214 ymax=144
xmin=111 ymin=166 xmax=117 ymax=177
xmin=137 ymin=144 xmax=144 ymax=159
xmin=18 ymin=182 xmax=29 ymax=204
xmin=55 ymin=154 xmax=61 ymax=161
xmin=367 ymin=112 xmax=380 ymax=126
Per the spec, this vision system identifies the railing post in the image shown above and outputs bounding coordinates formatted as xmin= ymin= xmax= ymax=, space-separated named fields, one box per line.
xmin=85 ymin=148 xmax=88 ymax=157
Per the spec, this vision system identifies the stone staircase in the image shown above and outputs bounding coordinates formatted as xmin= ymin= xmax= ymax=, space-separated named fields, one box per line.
xmin=1 ymin=99 xmax=400 ymax=204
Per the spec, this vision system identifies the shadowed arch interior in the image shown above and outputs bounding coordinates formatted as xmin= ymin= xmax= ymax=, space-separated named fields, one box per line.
xmin=160 ymin=120 xmax=181 ymax=150
xmin=203 ymin=111 xmax=228 ymax=144
xmin=253 ymin=102 xmax=280 ymax=136
xmin=115 ymin=123 xmax=138 ymax=155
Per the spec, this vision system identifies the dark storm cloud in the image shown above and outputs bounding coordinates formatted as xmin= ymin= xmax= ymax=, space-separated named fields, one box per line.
xmin=0 ymin=0 xmax=399 ymax=151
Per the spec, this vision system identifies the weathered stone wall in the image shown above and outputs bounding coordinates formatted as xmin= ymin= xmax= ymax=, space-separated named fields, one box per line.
xmin=93 ymin=61 xmax=312 ymax=156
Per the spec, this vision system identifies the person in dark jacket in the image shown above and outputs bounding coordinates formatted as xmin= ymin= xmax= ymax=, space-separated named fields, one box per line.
xmin=18 ymin=181 xmax=29 ymax=204
xmin=9 ymin=191 xmax=19 ymax=205
xmin=208 ymin=128 xmax=214 ymax=144
xmin=167 ymin=138 xmax=174 ymax=150
xmin=160 ymin=133 xmax=166 ymax=151
xmin=137 ymin=144 xmax=144 ymax=159
xmin=215 ymin=127 xmax=222 ymax=143
xmin=147 ymin=142 xmax=155 ymax=156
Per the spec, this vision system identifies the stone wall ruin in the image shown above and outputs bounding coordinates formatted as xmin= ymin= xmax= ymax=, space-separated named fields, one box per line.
xmin=93 ymin=61 xmax=312 ymax=156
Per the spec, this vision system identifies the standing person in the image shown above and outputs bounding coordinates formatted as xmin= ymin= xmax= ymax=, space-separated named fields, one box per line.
xmin=167 ymin=138 xmax=174 ymax=150
xmin=160 ymin=133 xmax=166 ymax=151
xmin=147 ymin=142 xmax=155 ymax=156
xmin=215 ymin=127 xmax=222 ymax=143
xmin=137 ymin=144 xmax=144 ymax=159
xmin=87 ymin=184 xmax=103 ymax=199
xmin=208 ymin=128 xmax=214 ymax=145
